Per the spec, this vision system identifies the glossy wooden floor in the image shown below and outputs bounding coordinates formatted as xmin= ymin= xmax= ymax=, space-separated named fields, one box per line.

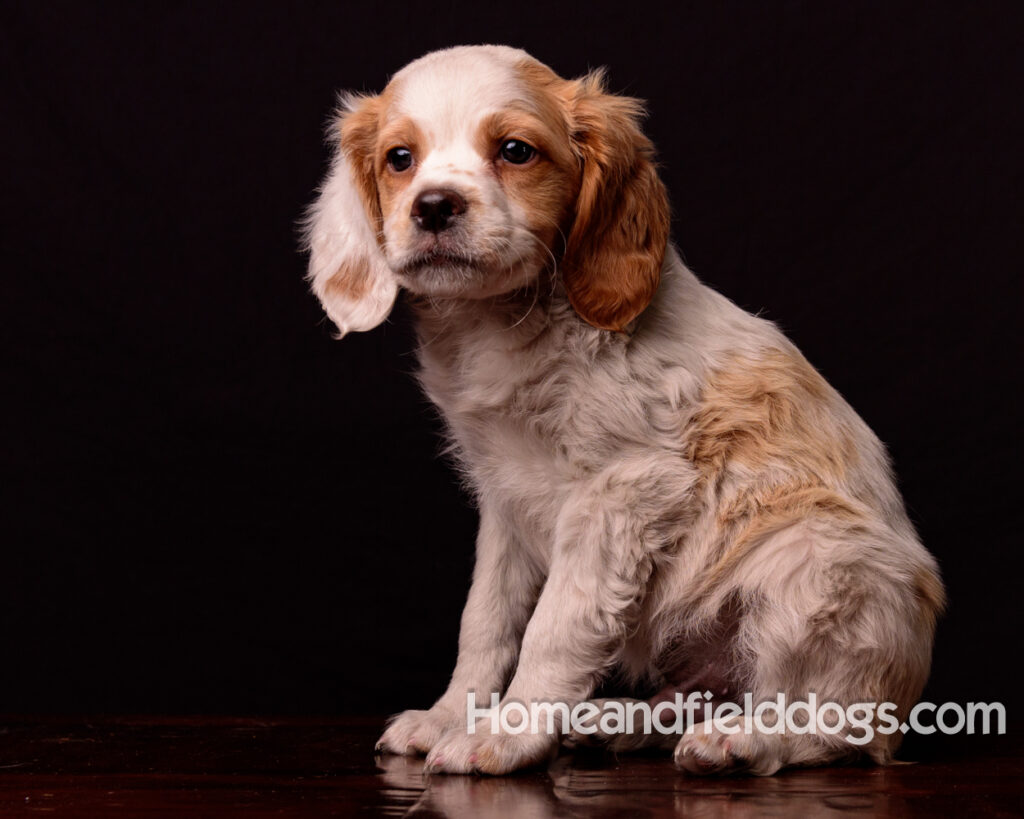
xmin=1 ymin=716 xmax=1020 ymax=816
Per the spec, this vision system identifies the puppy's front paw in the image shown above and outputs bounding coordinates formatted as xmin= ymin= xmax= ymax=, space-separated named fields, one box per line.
xmin=376 ymin=706 xmax=461 ymax=756
xmin=425 ymin=724 xmax=558 ymax=775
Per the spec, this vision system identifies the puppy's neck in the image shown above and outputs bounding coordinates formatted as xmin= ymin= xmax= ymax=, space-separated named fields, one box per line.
xmin=410 ymin=277 xmax=585 ymax=352
xmin=408 ymin=247 xmax=691 ymax=364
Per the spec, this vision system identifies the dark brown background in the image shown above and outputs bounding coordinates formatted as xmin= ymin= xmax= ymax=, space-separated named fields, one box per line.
xmin=2 ymin=1 xmax=1021 ymax=726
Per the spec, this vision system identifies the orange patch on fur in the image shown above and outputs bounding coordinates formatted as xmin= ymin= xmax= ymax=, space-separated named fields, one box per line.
xmin=557 ymin=70 xmax=670 ymax=332
xmin=476 ymin=103 xmax=580 ymax=245
xmin=338 ymin=85 xmax=436 ymax=253
xmin=685 ymin=348 xmax=863 ymax=601
xmin=323 ymin=258 xmax=372 ymax=302
xmin=685 ymin=348 xmax=853 ymax=482
xmin=339 ymin=94 xmax=385 ymax=239
xmin=375 ymin=115 xmax=428 ymax=216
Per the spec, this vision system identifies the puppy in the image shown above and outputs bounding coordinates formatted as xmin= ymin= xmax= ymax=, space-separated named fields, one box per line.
xmin=304 ymin=45 xmax=944 ymax=776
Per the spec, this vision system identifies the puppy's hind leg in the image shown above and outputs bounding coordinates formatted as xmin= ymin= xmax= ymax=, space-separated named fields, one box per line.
xmin=674 ymin=521 xmax=942 ymax=776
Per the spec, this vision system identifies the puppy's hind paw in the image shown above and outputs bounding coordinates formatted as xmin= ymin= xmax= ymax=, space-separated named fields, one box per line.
xmin=673 ymin=718 xmax=751 ymax=776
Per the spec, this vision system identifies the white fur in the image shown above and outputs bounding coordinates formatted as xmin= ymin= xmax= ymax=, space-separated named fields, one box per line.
xmin=306 ymin=46 xmax=943 ymax=776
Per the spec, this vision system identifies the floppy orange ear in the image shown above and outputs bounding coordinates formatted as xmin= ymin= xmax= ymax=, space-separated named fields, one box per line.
xmin=302 ymin=94 xmax=397 ymax=337
xmin=561 ymin=71 xmax=670 ymax=332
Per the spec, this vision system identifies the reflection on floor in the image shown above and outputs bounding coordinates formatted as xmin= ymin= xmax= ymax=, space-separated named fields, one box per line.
xmin=0 ymin=717 xmax=1018 ymax=816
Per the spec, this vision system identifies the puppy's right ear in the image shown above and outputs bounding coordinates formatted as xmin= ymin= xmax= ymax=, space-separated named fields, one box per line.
xmin=302 ymin=94 xmax=397 ymax=337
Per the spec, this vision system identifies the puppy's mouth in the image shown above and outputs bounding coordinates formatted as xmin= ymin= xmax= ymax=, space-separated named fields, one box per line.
xmin=399 ymin=249 xmax=480 ymax=275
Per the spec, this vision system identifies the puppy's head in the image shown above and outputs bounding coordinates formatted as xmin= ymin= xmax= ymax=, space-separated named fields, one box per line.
xmin=304 ymin=45 xmax=669 ymax=334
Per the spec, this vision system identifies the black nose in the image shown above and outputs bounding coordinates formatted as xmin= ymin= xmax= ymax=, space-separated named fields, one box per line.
xmin=411 ymin=189 xmax=467 ymax=233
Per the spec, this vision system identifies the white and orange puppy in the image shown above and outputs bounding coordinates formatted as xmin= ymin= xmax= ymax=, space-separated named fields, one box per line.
xmin=305 ymin=45 xmax=943 ymax=776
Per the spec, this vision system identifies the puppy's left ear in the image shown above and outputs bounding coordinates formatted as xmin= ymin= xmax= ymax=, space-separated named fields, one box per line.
xmin=561 ymin=71 xmax=671 ymax=332
xmin=302 ymin=94 xmax=397 ymax=337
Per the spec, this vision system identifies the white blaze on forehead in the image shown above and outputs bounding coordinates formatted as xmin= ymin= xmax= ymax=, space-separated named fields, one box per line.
xmin=387 ymin=46 xmax=538 ymax=148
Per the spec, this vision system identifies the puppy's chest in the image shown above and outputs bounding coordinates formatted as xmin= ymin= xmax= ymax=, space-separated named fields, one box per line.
xmin=422 ymin=338 xmax=651 ymax=496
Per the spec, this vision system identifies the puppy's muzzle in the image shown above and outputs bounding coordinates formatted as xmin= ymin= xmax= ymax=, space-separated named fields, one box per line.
xmin=412 ymin=189 xmax=467 ymax=233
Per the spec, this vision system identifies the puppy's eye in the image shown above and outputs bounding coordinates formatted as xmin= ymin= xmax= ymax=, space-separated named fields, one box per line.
xmin=500 ymin=139 xmax=536 ymax=164
xmin=386 ymin=147 xmax=413 ymax=172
